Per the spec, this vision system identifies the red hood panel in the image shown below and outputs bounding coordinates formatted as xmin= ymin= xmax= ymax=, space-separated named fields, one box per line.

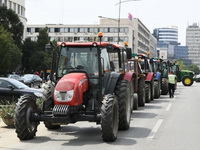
xmin=54 ymin=73 xmax=88 ymax=106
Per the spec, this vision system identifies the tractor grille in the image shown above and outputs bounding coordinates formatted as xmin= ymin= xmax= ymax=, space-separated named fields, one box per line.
xmin=53 ymin=105 xmax=69 ymax=116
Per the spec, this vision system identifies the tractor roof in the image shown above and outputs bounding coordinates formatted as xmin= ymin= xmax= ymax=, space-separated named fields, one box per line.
xmin=57 ymin=42 xmax=124 ymax=49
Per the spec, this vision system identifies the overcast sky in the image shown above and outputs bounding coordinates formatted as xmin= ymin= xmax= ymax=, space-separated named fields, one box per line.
xmin=26 ymin=0 xmax=200 ymax=45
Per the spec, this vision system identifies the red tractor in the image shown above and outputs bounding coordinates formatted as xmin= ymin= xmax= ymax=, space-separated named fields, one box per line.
xmin=128 ymin=53 xmax=146 ymax=109
xmin=14 ymin=33 xmax=134 ymax=142
xmin=138 ymin=54 xmax=154 ymax=103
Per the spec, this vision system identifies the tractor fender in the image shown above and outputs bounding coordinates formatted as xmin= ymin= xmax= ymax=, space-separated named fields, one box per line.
xmin=154 ymin=72 xmax=161 ymax=81
xmin=123 ymin=71 xmax=135 ymax=82
xmin=54 ymin=73 xmax=88 ymax=106
xmin=104 ymin=72 xmax=122 ymax=95
xmin=145 ymin=72 xmax=154 ymax=82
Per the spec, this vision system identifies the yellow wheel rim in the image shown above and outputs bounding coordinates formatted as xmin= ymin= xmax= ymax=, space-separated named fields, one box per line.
xmin=184 ymin=78 xmax=191 ymax=85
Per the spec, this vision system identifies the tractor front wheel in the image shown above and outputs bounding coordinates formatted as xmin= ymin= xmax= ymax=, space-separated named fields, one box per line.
xmin=101 ymin=94 xmax=119 ymax=142
xmin=138 ymin=77 xmax=145 ymax=107
xmin=182 ymin=76 xmax=193 ymax=86
xmin=14 ymin=95 xmax=39 ymax=140
xmin=154 ymin=80 xmax=161 ymax=98
xmin=115 ymin=80 xmax=131 ymax=130
xmin=43 ymin=81 xmax=60 ymax=129
xmin=145 ymin=83 xmax=151 ymax=103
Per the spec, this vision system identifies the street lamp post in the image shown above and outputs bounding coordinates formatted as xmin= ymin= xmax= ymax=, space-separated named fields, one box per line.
xmin=99 ymin=0 xmax=141 ymax=44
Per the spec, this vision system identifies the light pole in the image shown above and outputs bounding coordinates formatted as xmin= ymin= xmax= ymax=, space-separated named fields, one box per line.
xmin=99 ymin=0 xmax=141 ymax=44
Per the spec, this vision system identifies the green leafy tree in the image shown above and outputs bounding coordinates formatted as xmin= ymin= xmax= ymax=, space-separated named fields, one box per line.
xmin=28 ymin=27 xmax=51 ymax=72
xmin=0 ymin=26 xmax=22 ymax=75
xmin=22 ymin=38 xmax=37 ymax=72
xmin=0 ymin=6 xmax=24 ymax=48
xmin=174 ymin=59 xmax=186 ymax=70
xmin=187 ymin=64 xmax=200 ymax=75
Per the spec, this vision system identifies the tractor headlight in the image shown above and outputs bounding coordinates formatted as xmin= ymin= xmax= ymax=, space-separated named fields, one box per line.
xmin=54 ymin=90 xmax=62 ymax=101
xmin=65 ymin=90 xmax=74 ymax=102
xmin=54 ymin=90 xmax=74 ymax=102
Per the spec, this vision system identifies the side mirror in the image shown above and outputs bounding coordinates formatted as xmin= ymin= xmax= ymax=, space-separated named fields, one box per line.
xmin=8 ymin=85 xmax=14 ymax=90
xmin=126 ymin=48 xmax=132 ymax=59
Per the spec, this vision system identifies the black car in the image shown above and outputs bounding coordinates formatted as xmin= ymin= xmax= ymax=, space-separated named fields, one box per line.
xmin=0 ymin=78 xmax=43 ymax=102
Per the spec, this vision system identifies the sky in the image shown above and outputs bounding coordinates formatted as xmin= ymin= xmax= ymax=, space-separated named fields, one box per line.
xmin=26 ymin=0 xmax=200 ymax=46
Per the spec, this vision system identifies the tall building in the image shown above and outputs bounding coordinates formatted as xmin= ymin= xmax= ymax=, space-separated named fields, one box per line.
xmin=153 ymin=27 xmax=179 ymax=60
xmin=26 ymin=18 xmax=157 ymax=57
xmin=0 ymin=0 xmax=27 ymax=39
xmin=186 ymin=23 xmax=200 ymax=67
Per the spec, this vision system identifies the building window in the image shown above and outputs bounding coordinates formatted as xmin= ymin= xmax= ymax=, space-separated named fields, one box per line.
xmin=64 ymin=37 xmax=73 ymax=42
xmin=9 ymin=1 xmax=11 ymax=9
xmin=54 ymin=28 xmax=60 ymax=33
xmin=49 ymin=28 xmax=54 ymax=33
xmin=17 ymin=4 xmax=20 ymax=14
xmin=4 ymin=0 xmax=7 ymax=7
xmin=27 ymin=28 xmax=31 ymax=32
xmin=74 ymin=37 xmax=80 ymax=41
xmin=69 ymin=28 xmax=74 ymax=33
xmin=13 ymin=3 xmax=16 ymax=12
xmin=60 ymin=28 xmax=64 ymax=33
xmin=35 ymin=28 xmax=40 ymax=33
xmin=31 ymin=28 xmax=35 ymax=33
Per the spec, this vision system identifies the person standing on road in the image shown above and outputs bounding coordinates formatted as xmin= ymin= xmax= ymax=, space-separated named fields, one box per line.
xmin=168 ymin=71 xmax=177 ymax=98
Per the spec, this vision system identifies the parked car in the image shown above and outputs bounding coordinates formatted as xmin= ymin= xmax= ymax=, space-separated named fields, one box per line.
xmin=194 ymin=74 xmax=200 ymax=82
xmin=8 ymin=74 xmax=23 ymax=82
xmin=21 ymin=74 xmax=43 ymax=88
xmin=0 ymin=78 xmax=43 ymax=102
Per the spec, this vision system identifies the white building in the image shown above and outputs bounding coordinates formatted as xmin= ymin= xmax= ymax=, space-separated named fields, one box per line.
xmin=0 ymin=0 xmax=27 ymax=39
xmin=26 ymin=18 xmax=157 ymax=57
xmin=186 ymin=23 xmax=200 ymax=67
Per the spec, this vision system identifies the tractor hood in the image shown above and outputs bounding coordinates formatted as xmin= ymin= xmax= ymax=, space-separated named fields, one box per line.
xmin=54 ymin=73 xmax=88 ymax=105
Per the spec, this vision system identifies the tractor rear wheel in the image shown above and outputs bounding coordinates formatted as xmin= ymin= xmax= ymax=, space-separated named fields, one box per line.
xmin=115 ymin=80 xmax=131 ymax=130
xmin=101 ymin=94 xmax=119 ymax=142
xmin=182 ymin=76 xmax=193 ymax=86
xmin=161 ymin=78 xmax=168 ymax=95
xmin=145 ymin=83 xmax=151 ymax=103
xmin=154 ymin=80 xmax=161 ymax=98
xmin=14 ymin=95 xmax=39 ymax=140
xmin=130 ymin=80 xmax=135 ymax=112
xmin=133 ymin=94 xmax=138 ymax=110
xmin=138 ymin=77 xmax=145 ymax=107
xmin=43 ymin=81 xmax=60 ymax=129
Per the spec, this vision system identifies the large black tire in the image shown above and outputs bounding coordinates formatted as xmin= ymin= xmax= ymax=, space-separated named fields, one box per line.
xmin=133 ymin=94 xmax=138 ymax=110
xmin=130 ymin=80 xmax=135 ymax=112
xmin=138 ymin=77 xmax=145 ymax=107
xmin=150 ymin=80 xmax=154 ymax=101
xmin=182 ymin=76 xmax=193 ymax=86
xmin=161 ymin=78 xmax=168 ymax=95
xmin=145 ymin=83 xmax=151 ymax=103
xmin=14 ymin=95 xmax=39 ymax=140
xmin=43 ymin=81 xmax=60 ymax=129
xmin=101 ymin=94 xmax=119 ymax=142
xmin=154 ymin=80 xmax=161 ymax=98
xmin=115 ymin=80 xmax=131 ymax=130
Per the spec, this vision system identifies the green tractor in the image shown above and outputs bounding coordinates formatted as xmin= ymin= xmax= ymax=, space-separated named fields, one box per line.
xmin=172 ymin=64 xmax=195 ymax=86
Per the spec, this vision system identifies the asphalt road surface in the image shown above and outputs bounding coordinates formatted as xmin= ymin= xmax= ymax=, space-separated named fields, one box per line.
xmin=1 ymin=82 xmax=200 ymax=150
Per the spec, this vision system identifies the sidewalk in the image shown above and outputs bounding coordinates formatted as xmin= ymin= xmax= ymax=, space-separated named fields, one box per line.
xmin=0 ymin=118 xmax=15 ymax=133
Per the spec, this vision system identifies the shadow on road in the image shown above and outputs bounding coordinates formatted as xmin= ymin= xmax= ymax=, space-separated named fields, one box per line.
xmin=131 ymin=112 xmax=157 ymax=119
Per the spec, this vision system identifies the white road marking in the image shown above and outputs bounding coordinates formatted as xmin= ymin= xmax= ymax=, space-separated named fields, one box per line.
xmin=147 ymin=119 xmax=163 ymax=139
xmin=166 ymin=103 xmax=173 ymax=111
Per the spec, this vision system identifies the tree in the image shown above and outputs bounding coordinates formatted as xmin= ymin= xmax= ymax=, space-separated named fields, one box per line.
xmin=27 ymin=27 xmax=51 ymax=72
xmin=22 ymin=38 xmax=37 ymax=72
xmin=0 ymin=25 xmax=22 ymax=75
xmin=0 ymin=6 xmax=24 ymax=48
xmin=174 ymin=59 xmax=186 ymax=70
xmin=187 ymin=64 xmax=200 ymax=75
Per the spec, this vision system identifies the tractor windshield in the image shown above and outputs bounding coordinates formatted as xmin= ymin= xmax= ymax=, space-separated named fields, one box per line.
xmin=57 ymin=46 xmax=98 ymax=77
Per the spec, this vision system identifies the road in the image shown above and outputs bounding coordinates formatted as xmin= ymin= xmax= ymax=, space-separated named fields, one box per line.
xmin=1 ymin=82 xmax=200 ymax=150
